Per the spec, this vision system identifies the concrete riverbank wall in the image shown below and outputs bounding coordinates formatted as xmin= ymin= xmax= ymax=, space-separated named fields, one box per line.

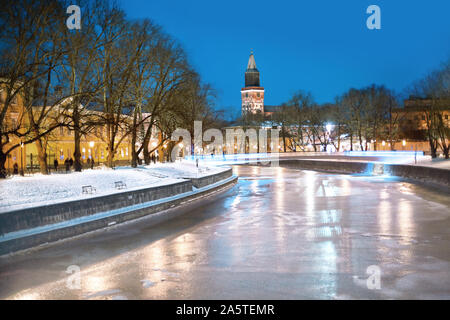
xmin=275 ymin=159 xmax=450 ymax=188
xmin=0 ymin=168 xmax=235 ymax=255
xmin=189 ymin=168 xmax=233 ymax=188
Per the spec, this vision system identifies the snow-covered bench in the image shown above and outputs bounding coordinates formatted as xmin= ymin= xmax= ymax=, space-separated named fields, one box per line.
xmin=82 ymin=185 xmax=96 ymax=194
xmin=114 ymin=181 xmax=127 ymax=190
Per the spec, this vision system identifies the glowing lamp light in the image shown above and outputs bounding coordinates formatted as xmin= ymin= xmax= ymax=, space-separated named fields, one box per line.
xmin=402 ymin=140 xmax=406 ymax=146
xmin=89 ymin=141 xmax=94 ymax=148
xmin=382 ymin=141 xmax=386 ymax=146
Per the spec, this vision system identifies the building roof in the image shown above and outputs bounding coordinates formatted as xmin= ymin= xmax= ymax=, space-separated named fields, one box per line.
xmin=247 ymin=52 xmax=258 ymax=71
xmin=245 ymin=52 xmax=260 ymax=87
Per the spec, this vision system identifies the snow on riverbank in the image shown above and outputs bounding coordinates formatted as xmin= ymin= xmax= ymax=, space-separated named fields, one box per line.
xmin=0 ymin=161 xmax=229 ymax=213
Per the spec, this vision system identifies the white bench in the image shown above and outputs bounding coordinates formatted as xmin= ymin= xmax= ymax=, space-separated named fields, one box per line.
xmin=82 ymin=185 xmax=96 ymax=194
xmin=114 ymin=181 xmax=127 ymax=190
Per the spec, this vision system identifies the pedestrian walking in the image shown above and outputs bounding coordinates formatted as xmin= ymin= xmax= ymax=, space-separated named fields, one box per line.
xmin=53 ymin=159 xmax=58 ymax=172
xmin=13 ymin=163 xmax=18 ymax=175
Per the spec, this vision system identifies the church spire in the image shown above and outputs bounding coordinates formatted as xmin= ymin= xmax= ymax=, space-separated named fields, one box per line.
xmin=241 ymin=51 xmax=264 ymax=115
xmin=245 ymin=51 xmax=260 ymax=87
xmin=247 ymin=51 xmax=257 ymax=70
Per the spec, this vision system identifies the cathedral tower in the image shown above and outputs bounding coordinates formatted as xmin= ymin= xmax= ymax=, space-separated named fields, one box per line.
xmin=241 ymin=51 xmax=264 ymax=115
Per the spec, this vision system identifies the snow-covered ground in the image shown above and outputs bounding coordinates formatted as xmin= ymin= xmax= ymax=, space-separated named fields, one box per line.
xmin=0 ymin=161 xmax=229 ymax=213
xmin=142 ymin=161 xmax=227 ymax=178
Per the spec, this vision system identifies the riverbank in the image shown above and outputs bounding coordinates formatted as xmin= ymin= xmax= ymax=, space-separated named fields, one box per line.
xmin=274 ymin=159 xmax=450 ymax=189
xmin=0 ymin=163 xmax=236 ymax=255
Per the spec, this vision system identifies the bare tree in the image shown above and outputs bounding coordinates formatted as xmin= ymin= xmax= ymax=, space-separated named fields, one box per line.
xmin=0 ymin=0 xmax=70 ymax=176
xmin=138 ymin=35 xmax=189 ymax=164
xmin=409 ymin=58 xmax=450 ymax=158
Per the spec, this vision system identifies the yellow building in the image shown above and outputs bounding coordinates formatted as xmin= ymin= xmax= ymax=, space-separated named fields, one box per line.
xmin=1 ymin=87 xmax=137 ymax=172
xmin=370 ymin=97 xmax=450 ymax=153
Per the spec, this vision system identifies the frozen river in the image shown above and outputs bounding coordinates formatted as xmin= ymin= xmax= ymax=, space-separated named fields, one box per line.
xmin=0 ymin=165 xmax=449 ymax=299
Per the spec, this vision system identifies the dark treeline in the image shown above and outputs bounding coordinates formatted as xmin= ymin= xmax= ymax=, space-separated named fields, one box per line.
xmin=0 ymin=0 xmax=224 ymax=177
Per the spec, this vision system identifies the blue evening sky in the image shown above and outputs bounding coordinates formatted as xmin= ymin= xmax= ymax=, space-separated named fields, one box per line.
xmin=123 ymin=0 xmax=450 ymax=114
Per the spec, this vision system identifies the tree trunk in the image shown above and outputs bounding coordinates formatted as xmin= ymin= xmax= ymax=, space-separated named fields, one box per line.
xmin=73 ymin=126 xmax=82 ymax=172
xmin=131 ymin=109 xmax=138 ymax=168
xmin=142 ymin=130 xmax=151 ymax=164
xmin=443 ymin=146 xmax=449 ymax=159
xmin=359 ymin=130 xmax=364 ymax=151
xmin=0 ymin=150 xmax=7 ymax=178
xmin=131 ymin=143 xmax=138 ymax=168
xmin=35 ymin=138 xmax=48 ymax=175
xmin=337 ymin=125 xmax=341 ymax=152
xmin=107 ymin=142 xmax=115 ymax=167
xmin=143 ymin=143 xmax=150 ymax=165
